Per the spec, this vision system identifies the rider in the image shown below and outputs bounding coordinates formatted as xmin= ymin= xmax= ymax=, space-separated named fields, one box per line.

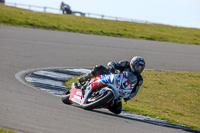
xmin=60 ymin=2 xmax=72 ymax=14
xmin=78 ymin=56 xmax=145 ymax=114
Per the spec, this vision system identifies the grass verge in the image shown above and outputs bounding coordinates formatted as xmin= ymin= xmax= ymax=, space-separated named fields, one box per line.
xmin=0 ymin=4 xmax=200 ymax=45
xmin=0 ymin=128 xmax=16 ymax=133
xmin=65 ymin=70 xmax=200 ymax=131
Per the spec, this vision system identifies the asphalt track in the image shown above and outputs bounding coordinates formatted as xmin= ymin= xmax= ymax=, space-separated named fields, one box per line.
xmin=0 ymin=25 xmax=200 ymax=133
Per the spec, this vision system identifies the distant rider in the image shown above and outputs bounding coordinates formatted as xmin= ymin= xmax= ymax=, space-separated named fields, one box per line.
xmin=60 ymin=2 xmax=72 ymax=14
xmin=78 ymin=56 xmax=145 ymax=114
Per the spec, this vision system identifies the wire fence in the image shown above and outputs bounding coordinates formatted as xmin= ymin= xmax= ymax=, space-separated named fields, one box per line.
xmin=4 ymin=2 xmax=152 ymax=24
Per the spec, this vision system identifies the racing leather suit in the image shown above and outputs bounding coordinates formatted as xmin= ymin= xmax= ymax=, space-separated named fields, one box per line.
xmin=107 ymin=61 xmax=143 ymax=102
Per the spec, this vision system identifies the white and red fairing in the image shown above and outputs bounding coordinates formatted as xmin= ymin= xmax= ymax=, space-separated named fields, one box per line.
xmin=68 ymin=71 xmax=137 ymax=107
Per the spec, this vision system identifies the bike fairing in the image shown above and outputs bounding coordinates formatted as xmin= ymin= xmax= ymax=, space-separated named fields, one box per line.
xmin=68 ymin=71 xmax=137 ymax=106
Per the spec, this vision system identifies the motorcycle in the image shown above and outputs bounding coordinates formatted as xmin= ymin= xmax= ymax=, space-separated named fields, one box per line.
xmin=61 ymin=71 xmax=137 ymax=114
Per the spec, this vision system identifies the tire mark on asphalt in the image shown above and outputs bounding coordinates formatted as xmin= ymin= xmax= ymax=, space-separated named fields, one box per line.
xmin=25 ymin=68 xmax=90 ymax=96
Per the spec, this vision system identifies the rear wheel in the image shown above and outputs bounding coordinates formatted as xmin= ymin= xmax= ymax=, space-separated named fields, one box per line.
xmin=108 ymin=101 xmax=122 ymax=114
xmin=82 ymin=91 xmax=114 ymax=110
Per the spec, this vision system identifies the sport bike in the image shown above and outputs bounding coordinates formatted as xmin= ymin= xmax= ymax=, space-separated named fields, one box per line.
xmin=61 ymin=71 xmax=137 ymax=114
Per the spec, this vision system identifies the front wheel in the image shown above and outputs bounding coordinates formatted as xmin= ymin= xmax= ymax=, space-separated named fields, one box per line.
xmin=61 ymin=89 xmax=71 ymax=104
xmin=82 ymin=91 xmax=114 ymax=110
xmin=61 ymin=94 xmax=71 ymax=104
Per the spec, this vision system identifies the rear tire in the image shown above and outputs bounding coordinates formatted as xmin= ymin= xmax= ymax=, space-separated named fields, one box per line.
xmin=82 ymin=91 xmax=114 ymax=110
xmin=108 ymin=101 xmax=122 ymax=114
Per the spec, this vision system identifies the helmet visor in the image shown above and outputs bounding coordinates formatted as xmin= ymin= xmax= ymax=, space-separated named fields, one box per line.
xmin=135 ymin=65 xmax=144 ymax=73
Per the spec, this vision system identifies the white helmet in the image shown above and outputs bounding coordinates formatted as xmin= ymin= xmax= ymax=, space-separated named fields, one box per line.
xmin=130 ymin=56 xmax=145 ymax=75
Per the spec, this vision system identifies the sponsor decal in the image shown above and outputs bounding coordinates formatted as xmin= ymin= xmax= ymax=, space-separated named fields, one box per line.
xmin=99 ymin=74 xmax=112 ymax=84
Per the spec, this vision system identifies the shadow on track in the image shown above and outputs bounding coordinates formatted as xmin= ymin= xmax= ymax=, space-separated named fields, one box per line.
xmin=91 ymin=109 xmax=199 ymax=133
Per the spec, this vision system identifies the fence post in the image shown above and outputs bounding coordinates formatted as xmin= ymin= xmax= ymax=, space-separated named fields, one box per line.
xmin=44 ymin=7 xmax=46 ymax=13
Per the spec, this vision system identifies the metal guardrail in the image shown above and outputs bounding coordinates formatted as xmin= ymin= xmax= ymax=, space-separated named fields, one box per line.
xmin=3 ymin=2 xmax=152 ymax=24
xmin=4 ymin=2 xmax=62 ymax=14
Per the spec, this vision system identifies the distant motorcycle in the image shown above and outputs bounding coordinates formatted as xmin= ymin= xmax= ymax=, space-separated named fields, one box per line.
xmin=61 ymin=3 xmax=72 ymax=14
xmin=61 ymin=71 xmax=137 ymax=114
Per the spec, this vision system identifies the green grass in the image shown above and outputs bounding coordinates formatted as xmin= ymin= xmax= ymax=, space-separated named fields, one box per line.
xmin=65 ymin=70 xmax=200 ymax=131
xmin=0 ymin=128 xmax=16 ymax=133
xmin=0 ymin=4 xmax=200 ymax=45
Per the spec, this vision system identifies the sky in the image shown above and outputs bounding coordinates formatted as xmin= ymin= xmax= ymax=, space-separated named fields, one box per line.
xmin=5 ymin=0 xmax=200 ymax=29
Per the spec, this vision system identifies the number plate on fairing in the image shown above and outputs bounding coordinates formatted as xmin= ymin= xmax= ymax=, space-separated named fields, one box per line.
xmin=69 ymin=89 xmax=83 ymax=104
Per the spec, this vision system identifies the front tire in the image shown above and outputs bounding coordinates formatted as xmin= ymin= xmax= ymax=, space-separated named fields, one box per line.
xmin=82 ymin=91 xmax=114 ymax=110
xmin=61 ymin=89 xmax=71 ymax=104
xmin=61 ymin=94 xmax=71 ymax=104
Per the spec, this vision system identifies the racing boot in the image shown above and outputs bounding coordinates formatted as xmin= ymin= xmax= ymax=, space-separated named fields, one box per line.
xmin=78 ymin=72 xmax=93 ymax=85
